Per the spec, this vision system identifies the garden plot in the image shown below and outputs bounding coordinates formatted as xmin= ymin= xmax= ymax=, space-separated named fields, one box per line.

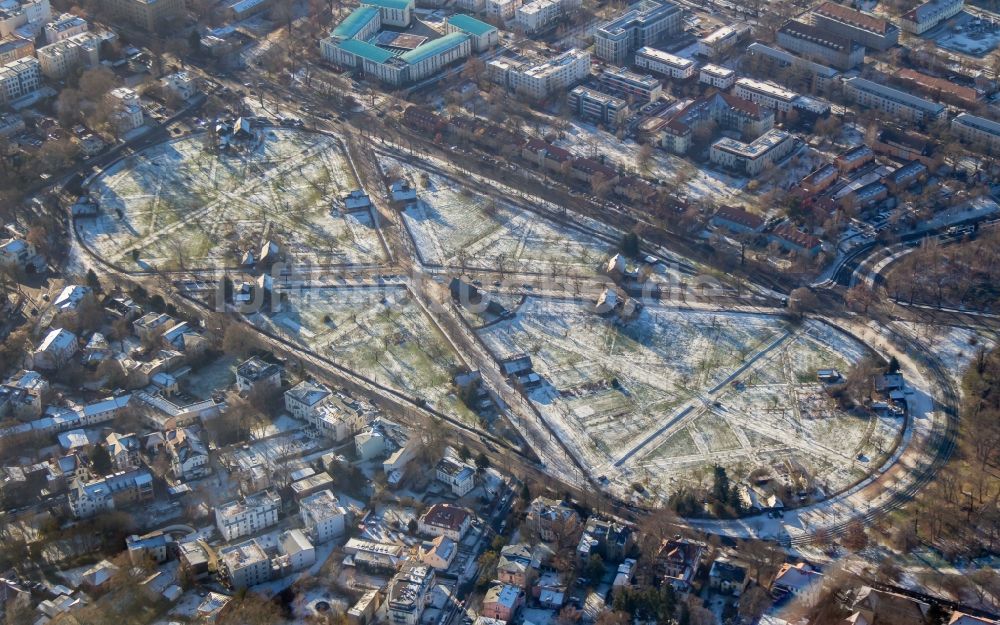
xmin=248 ymin=285 xmax=477 ymax=424
xmin=386 ymin=155 xmax=616 ymax=276
xmin=478 ymin=299 xmax=898 ymax=499
xmin=80 ymin=129 xmax=385 ymax=270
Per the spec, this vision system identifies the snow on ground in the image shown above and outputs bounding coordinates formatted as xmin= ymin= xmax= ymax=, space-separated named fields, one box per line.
xmin=78 ymin=128 xmax=385 ymax=270
xmin=249 ymin=285 xmax=476 ymax=423
xmin=476 ymin=296 xmax=891 ymax=500
xmin=889 ymin=321 xmax=997 ymax=386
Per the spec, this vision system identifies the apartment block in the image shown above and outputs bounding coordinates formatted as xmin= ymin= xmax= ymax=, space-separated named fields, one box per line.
xmin=634 ymin=46 xmax=694 ymax=79
xmin=488 ymin=48 xmax=590 ymax=99
xmin=594 ymin=0 xmax=682 ymax=66
xmin=386 ymin=562 xmax=435 ymax=625
xmin=219 ymin=540 xmax=270 ymax=589
xmin=36 ymin=31 xmax=101 ymax=79
xmin=710 ymin=129 xmax=795 ymax=176
xmin=515 ymin=0 xmax=579 ymax=33
xmin=900 ymin=0 xmax=963 ymax=34
xmin=597 ymin=66 xmax=662 ymax=103
xmin=843 ymin=76 xmax=946 ymax=123
xmin=746 ymin=43 xmax=840 ymax=90
xmin=952 ymin=113 xmax=1000 ymax=153
xmin=0 ymin=0 xmax=51 ymax=38
xmin=0 ymin=56 xmax=39 ymax=104
xmin=108 ymin=87 xmax=144 ymax=135
xmin=0 ymin=38 xmax=33 ymax=65
xmin=776 ymin=19 xmax=865 ymax=70
xmin=44 ymin=13 xmax=87 ymax=43
xmin=99 ymin=0 xmax=183 ymax=31
xmin=215 ymin=490 xmax=281 ymax=541
xmin=812 ymin=2 xmax=899 ymax=50
xmin=568 ymin=85 xmax=629 ymax=126
xmin=699 ymin=63 xmax=735 ymax=89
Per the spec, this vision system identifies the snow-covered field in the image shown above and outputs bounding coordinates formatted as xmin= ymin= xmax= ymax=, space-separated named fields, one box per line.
xmin=80 ymin=129 xmax=385 ymax=270
xmin=934 ymin=11 xmax=1000 ymax=57
xmin=383 ymin=153 xmax=617 ymax=277
xmin=249 ymin=285 xmax=476 ymax=423
xmin=477 ymin=298 xmax=900 ymax=499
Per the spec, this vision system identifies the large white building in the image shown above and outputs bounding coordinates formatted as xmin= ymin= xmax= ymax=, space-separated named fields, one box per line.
xmin=597 ymin=66 xmax=662 ymax=103
xmin=487 ymin=0 xmax=520 ymax=20
xmin=385 ymin=563 xmax=435 ymax=625
xmin=952 ymin=113 xmax=1000 ymax=153
xmin=68 ymin=469 xmax=154 ymax=518
xmin=710 ymin=129 xmax=795 ymax=176
xmin=299 ymin=489 xmax=348 ymax=543
xmin=0 ymin=0 xmax=51 ymax=38
xmin=36 ymin=31 xmax=101 ymax=79
xmin=219 ymin=539 xmax=270 ymax=589
xmin=515 ymin=0 xmax=579 ymax=32
xmin=0 ymin=56 xmax=39 ymax=104
xmin=108 ymin=87 xmax=144 ymax=136
xmin=215 ymin=490 xmax=281 ymax=541
xmin=843 ymin=76 xmax=946 ymax=123
xmin=361 ymin=0 xmax=413 ymax=27
xmin=699 ymin=63 xmax=735 ymax=89
xmin=568 ymin=85 xmax=629 ymax=126
xmin=634 ymin=46 xmax=694 ymax=79
xmin=446 ymin=14 xmax=498 ymax=52
xmin=488 ymin=48 xmax=590 ymax=99
xmin=594 ymin=0 xmax=683 ymax=66
xmin=733 ymin=77 xmax=799 ymax=113
xmin=44 ymin=13 xmax=87 ymax=43
xmin=900 ymin=0 xmax=963 ymax=34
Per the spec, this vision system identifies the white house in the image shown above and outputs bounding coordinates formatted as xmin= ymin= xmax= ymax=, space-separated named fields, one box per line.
xmin=32 ymin=328 xmax=77 ymax=370
xmin=435 ymin=456 xmax=475 ymax=496
xmin=215 ymin=490 xmax=281 ymax=541
xmin=419 ymin=535 xmax=457 ymax=571
xmin=418 ymin=503 xmax=472 ymax=541
xmin=299 ymin=489 xmax=348 ymax=543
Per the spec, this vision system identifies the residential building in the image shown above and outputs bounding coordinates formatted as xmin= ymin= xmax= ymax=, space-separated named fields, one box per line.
xmin=835 ymin=144 xmax=874 ymax=172
xmin=515 ymin=0 xmax=579 ymax=33
xmin=843 ymin=77 xmax=946 ymax=123
xmin=418 ymin=535 xmax=457 ymax=571
xmin=215 ymin=490 xmax=281 ymax=541
xmin=488 ymin=48 xmax=590 ymax=99
xmin=952 ymin=113 xmax=1000 ymax=153
xmin=710 ymin=206 xmax=766 ymax=234
xmin=277 ymin=529 xmax=315 ymax=572
xmin=800 ymin=163 xmax=839 ymax=194
xmin=482 ymin=584 xmax=524 ymax=622
xmin=498 ymin=542 xmax=553 ymax=587
xmin=108 ymin=87 xmax=144 ymax=135
xmin=418 ymin=503 xmax=473 ymax=540
xmin=897 ymin=68 xmax=980 ymax=106
xmin=0 ymin=56 xmax=38 ymax=104
xmin=345 ymin=538 xmax=406 ymax=572
xmin=526 ymin=496 xmax=579 ymax=542
xmin=597 ymin=66 xmax=662 ymax=103
xmin=710 ymin=129 xmax=795 ymax=176
xmin=772 ymin=562 xmax=824 ymax=607
xmin=699 ymin=63 xmax=735 ymax=89
xmin=812 ymin=2 xmax=899 ymax=50
xmin=0 ymin=0 xmax=50 ymax=38
xmin=654 ymin=538 xmax=703 ymax=592
xmin=105 ymin=432 xmax=141 ymax=470
xmin=697 ymin=24 xmax=743 ymax=58
xmin=32 ymin=328 xmax=77 ymax=370
xmin=68 ymin=469 xmax=154 ymax=518
xmin=745 ymin=43 xmax=840 ymax=90
xmin=435 ymin=456 xmax=476 ymax=496
xmin=734 ymin=77 xmax=800 ymax=113
xmin=568 ymin=86 xmax=629 ymax=126
xmin=634 ymin=46 xmax=694 ymax=79
xmin=770 ymin=223 xmax=823 ymax=255
xmin=290 ymin=471 xmax=335 ymax=501
xmin=219 ymin=539 xmax=270 ymax=589
xmin=708 ymin=558 xmax=748 ymax=595
xmin=99 ymin=0 xmax=184 ymax=31
xmin=126 ymin=531 xmax=169 ymax=564
xmin=36 ymin=32 xmax=100 ymax=79
xmin=161 ymin=71 xmax=196 ymax=100
xmin=446 ymin=14 xmax=498 ymax=51
xmin=594 ymin=0 xmax=683 ymax=66
xmin=236 ymin=356 xmax=282 ymax=393
xmin=659 ymin=92 xmax=773 ymax=155
xmin=299 ymin=489 xmax=348 ymax=543
xmin=44 ymin=13 xmax=87 ymax=43
xmin=385 ymin=562 xmax=435 ymax=625
xmin=166 ymin=427 xmax=209 ymax=480
xmin=776 ymin=19 xmax=865 ymax=70
xmin=0 ymin=370 xmax=47 ymax=419
xmin=284 ymin=379 xmax=330 ymax=418
xmin=0 ymin=38 xmax=34 ymax=65
xmin=348 ymin=590 xmax=381 ymax=625
xmin=900 ymin=0 xmax=963 ymax=34
xmin=486 ymin=0 xmax=520 ymax=21
xmin=361 ymin=0 xmax=414 ymax=27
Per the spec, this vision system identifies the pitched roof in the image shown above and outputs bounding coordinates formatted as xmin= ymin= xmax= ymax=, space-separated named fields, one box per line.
xmin=399 ymin=32 xmax=469 ymax=64
xmin=447 ymin=13 xmax=495 ymax=36
xmin=339 ymin=38 xmax=395 ymax=63
xmin=814 ymin=2 xmax=894 ymax=34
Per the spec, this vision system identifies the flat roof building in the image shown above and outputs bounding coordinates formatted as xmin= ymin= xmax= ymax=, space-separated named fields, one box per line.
xmin=776 ymin=19 xmax=865 ymax=70
xmin=843 ymin=76 xmax=946 ymax=123
xmin=812 ymin=1 xmax=899 ymax=50
xmin=594 ymin=0 xmax=683 ymax=66
xmin=634 ymin=46 xmax=694 ymax=79
xmin=710 ymin=129 xmax=795 ymax=176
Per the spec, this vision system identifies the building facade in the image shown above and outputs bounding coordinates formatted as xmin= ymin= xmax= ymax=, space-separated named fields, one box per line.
xmin=843 ymin=76 xmax=946 ymax=123
xmin=776 ymin=19 xmax=865 ymax=70
xmin=710 ymin=129 xmax=795 ymax=176
xmin=594 ymin=0 xmax=683 ymax=65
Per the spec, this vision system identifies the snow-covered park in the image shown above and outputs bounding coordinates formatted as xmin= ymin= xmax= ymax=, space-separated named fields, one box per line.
xmin=79 ymin=129 xmax=386 ymax=270
xmin=477 ymin=298 xmax=904 ymax=501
